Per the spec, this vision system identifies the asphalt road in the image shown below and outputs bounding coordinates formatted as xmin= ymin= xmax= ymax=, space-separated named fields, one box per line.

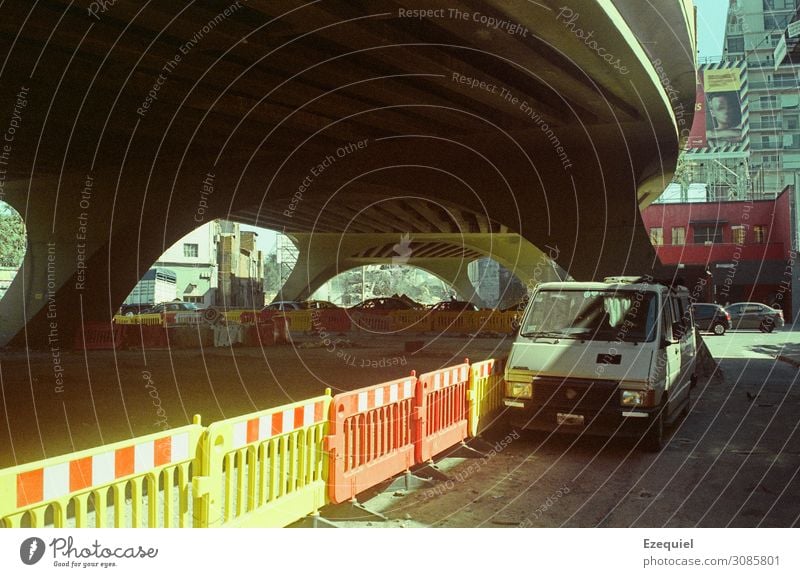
xmin=366 ymin=330 xmax=800 ymax=527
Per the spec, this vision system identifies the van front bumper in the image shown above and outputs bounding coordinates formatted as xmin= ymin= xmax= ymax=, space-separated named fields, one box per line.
xmin=502 ymin=397 xmax=660 ymax=438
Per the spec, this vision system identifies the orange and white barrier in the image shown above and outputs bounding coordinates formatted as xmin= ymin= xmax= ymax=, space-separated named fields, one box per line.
xmin=1 ymin=422 xmax=203 ymax=528
xmin=325 ymin=374 xmax=417 ymax=504
xmin=415 ymin=363 xmax=471 ymax=462
xmin=194 ymin=394 xmax=331 ymax=528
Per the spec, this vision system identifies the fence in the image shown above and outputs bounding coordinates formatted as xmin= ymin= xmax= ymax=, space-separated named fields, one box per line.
xmin=195 ymin=393 xmax=331 ymax=528
xmin=468 ymin=358 xmax=507 ymax=437
xmin=325 ymin=375 xmax=418 ymax=504
xmin=0 ymin=420 xmax=204 ymax=528
xmin=1 ymin=358 xmax=507 ymax=528
xmin=415 ymin=364 xmax=471 ymax=462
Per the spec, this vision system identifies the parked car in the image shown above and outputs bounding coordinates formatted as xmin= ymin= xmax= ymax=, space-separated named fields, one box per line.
xmin=304 ymin=300 xmax=339 ymax=309
xmin=262 ymin=301 xmax=304 ymax=312
xmin=146 ymin=301 xmax=204 ymax=314
xmin=119 ymin=304 xmax=152 ymax=316
xmin=430 ymin=299 xmax=479 ymax=312
xmin=690 ymin=303 xmax=730 ymax=335
xmin=724 ymin=302 xmax=784 ymax=333
xmin=349 ymin=297 xmax=421 ymax=311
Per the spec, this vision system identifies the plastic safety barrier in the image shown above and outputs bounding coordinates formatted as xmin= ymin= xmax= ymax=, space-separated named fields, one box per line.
xmin=310 ymin=309 xmax=351 ymax=334
xmin=415 ymin=363 xmax=471 ymax=462
xmin=73 ymin=322 xmax=124 ymax=350
xmin=430 ymin=312 xmax=478 ymax=334
xmin=389 ymin=310 xmax=431 ymax=332
xmin=121 ymin=325 xmax=171 ymax=350
xmin=325 ymin=374 xmax=417 ymax=504
xmin=468 ymin=358 xmax=507 ymax=437
xmin=474 ymin=311 xmax=517 ymax=334
xmin=350 ymin=311 xmax=395 ymax=333
xmin=194 ymin=393 xmax=331 ymax=527
xmin=0 ymin=421 xmax=203 ymax=528
xmin=113 ymin=314 xmax=163 ymax=326
xmin=281 ymin=310 xmax=313 ymax=332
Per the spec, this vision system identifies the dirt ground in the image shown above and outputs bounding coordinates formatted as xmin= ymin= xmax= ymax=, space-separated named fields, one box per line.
xmin=0 ymin=332 xmax=512 ymax=468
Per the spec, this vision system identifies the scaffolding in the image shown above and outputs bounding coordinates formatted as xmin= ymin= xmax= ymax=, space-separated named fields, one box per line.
xmin=277 ymin=234 xmax=298 ymax=289
xmin=671 ymin=152 xmax=758 ymax=201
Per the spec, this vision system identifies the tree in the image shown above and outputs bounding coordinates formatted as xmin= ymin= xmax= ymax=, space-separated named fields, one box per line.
xmin=263 ymin=252 xmax=280 ymax=292
xmin=0 ymin=206 xmax=25 ymax=267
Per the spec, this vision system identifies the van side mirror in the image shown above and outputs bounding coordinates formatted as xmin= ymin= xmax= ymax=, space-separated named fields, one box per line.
xmin=672 ymin=322 xmax=685 ymax=340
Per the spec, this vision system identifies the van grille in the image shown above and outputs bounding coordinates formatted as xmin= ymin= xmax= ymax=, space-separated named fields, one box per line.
xmin=531 ymin=377 xmax=619 ymax=411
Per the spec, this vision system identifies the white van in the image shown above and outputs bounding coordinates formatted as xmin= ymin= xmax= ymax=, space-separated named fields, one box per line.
xmin=503 ymin=277 xmax=695 ymax=451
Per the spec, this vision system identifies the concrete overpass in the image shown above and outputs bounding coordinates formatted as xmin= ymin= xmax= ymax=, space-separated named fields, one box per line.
xmin=0 ymin=0 xmax=696 ymax=348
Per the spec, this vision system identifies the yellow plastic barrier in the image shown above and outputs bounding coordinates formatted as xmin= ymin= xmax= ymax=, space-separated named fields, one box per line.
xmin=473 ymin=311 xmax=518 ymax=334
xmin=113 ymin=313 xmax=163 ymax=326
xmin=468 ymin=358 xmax=507 ymax=437
xmin=431 ymin=311 xmax=481 ymax=334
xmin=194 ymin=391 xmax=331 ymax=528
xmin=390 ymin=309 xmax=431 ymax=332
xmin=0 ymin=419 xmax=204 ymax=528
xmin=281 ymin=310 xmax=313 ymax=332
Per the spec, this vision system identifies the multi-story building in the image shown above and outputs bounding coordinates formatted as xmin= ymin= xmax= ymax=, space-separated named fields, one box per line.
xmin=643 ymin=188 xmax=793 ymax=313
xmin=125 ymin=220 xmax=266 ymax=309
xmin=723 ymin=0 xmax=800 ymax=194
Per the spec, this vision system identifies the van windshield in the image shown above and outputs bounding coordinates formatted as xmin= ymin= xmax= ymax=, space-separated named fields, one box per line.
xmin=520 ymin=289 xmax=657 ymax=342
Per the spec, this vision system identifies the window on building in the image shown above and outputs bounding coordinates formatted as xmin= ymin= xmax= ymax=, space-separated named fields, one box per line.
xmin=764 ymin=13 xmax=792 ymax=30
xmin=753 ymin=225 xmax=768 ymax=243
xmin=787 ymin=115 xmax=799 ymax=129
xmin=183 ymin=243 xmax=199 ymax=258
xmin=727 ymin=36 xmax=745 ymax=53
xmin=764 ymin=0 xmax=796 ymax=11
xmin=649 ymin=227 xmax=664 ymax=246
xmin=693 ymin=225 xmax=723 ymax=244
xmin=731 ymin=225 xmax=746 ymax=245
xmin=761 ymin=114 xmax=778 ymax=127
xmin=760 ymin=95 xmax=778 ymax=109
xmin=671 ymin=227 xmax=686 ymax=246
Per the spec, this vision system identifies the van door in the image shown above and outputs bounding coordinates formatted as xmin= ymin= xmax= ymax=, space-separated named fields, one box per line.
xmin=668 ymin=294 xmax=691 ymax=412
xmin=662 ymin=294 xmax=682 ymax=417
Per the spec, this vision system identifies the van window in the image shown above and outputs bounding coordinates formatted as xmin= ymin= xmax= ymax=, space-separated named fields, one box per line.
xmin=520 ymin=289 xmax=657 ymax=342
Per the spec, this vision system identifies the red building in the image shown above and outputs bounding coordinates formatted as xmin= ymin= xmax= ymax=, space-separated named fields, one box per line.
xmin=642 ymin=188 xmax=793 ymax=314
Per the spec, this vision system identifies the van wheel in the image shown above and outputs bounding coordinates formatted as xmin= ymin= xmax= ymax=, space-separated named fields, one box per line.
xmin=642 ymin=407 xmax=665 ymax=452
xmin=712 ymin=322 xmax=726 ymax=335
xmin=760 ymin=319 xmax=775 ymax=333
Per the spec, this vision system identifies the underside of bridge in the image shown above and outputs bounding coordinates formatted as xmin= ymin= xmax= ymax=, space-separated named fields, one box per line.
xmin=0 ymin=0 xmax=696 ymax=348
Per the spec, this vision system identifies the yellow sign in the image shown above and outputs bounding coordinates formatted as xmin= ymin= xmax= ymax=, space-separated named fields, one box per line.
xmin=704 ymin=69 xmax=741 ymax=92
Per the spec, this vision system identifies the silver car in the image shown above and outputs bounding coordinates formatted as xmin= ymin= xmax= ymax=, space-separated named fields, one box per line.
xmin=724 ymin=302 xmax=784 ymax=333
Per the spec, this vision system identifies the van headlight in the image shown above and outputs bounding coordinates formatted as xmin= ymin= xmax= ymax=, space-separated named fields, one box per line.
xmin=506 ymin=381 xmax=532 ymax=399
xmin=620 ymin=390 xmax=654 ymax=407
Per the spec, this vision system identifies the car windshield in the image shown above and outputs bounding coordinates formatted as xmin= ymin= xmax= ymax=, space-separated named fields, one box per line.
xmin=520 ymin=289 xmax=658 ymax=342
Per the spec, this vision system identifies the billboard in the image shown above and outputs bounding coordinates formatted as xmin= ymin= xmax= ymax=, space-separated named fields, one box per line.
xmin=685 ymin=60 xmax=749 ymax=153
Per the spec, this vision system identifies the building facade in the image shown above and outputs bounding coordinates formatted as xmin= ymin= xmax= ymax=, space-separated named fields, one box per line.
xmin=125 ymin=220 xmax=265 ymax=309
xmin=643 ymin=188 xmax=793 ymax=313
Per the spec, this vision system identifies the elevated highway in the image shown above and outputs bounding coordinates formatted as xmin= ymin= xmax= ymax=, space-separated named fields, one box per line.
xmin=0 ymin=0 xmax=697 ymax=347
